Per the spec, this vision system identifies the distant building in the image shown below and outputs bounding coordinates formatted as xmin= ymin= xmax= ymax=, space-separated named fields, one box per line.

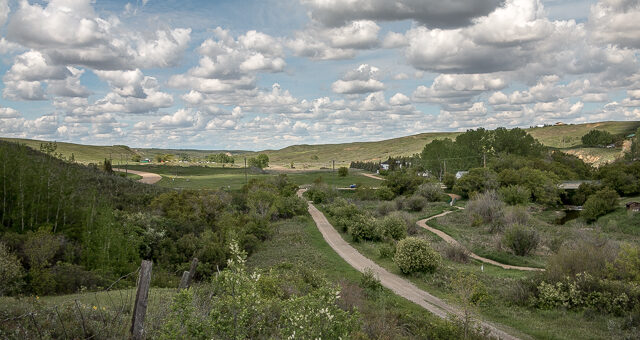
xmin=536 ymin=124 xmax=545 ymax=128
xmin=381 ymin=162 xmax=390 ymax=170
xmin=627 ymin=133 xmax=636 ymax=138
xmin=626 ymin=202 xmax=640 ymax=212
xmin=140 ymin=158 xmax=151 ymax=163
xmin=455 ymin=171 xmax=468 ymax=179
xmin=555 ymin=122 xmax=566 ymax=126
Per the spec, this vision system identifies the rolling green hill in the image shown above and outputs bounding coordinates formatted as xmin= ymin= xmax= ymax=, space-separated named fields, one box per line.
xmin=0 ymin=137 xmax=138 ymax=164
xmin=242 ymin=121 xmax=640 ymax=168
xmin=3 ymin=121 xmax=638 ymax=167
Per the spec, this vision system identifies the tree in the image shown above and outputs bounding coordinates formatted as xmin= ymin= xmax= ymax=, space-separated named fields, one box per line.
xmin=338 ymin=167 xmax=348 ymax=177
xmin=383 ymin=170 xmax=424 ymax=196
xmin=453 ymin=168 xmax=498 ymax=199
xmin=248 ymin=154 xmax=269 ymax=169
xmin=102 ymin=158 xmax=113 ymax=173
xmin=131 ymin=154 xmax=142 ymax=162
xmin=582 ymin=130 xmax=615 ymax=147
xmin=582 ymin=187 xmax=619 ymax=222
xmin=0 ymin=243 xmax=24 ymax=296
xmin=502 ymin=224 xmax=540 ymax=256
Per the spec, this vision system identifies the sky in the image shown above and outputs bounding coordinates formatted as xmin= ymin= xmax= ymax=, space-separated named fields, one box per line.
xmin=0 ymin=0 xmax=639 ymax=150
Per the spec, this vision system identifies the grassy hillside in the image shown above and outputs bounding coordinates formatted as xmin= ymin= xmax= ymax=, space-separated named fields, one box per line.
xmin=241 ymin=121 xmax=640 ymax=168
xmin=3 ymin=120 xmax=638 ymax=167
xmin=0 ymin=137 xmax=138 ymax=164
xmin=527 ymin=121 xmax=640 ymax=148
xmin=241 ymin=131 xmax=460 ymax=168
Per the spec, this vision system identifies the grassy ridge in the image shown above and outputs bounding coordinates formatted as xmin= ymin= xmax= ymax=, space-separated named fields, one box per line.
xmin=3 ymin=120 xmax=639 ymax=167
xmin=0 ymin=137 xmax=138 ymax=164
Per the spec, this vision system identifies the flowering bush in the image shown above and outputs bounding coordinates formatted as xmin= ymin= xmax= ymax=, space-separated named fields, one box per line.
xmin=394 ymin=237 xmax=441 ymax=274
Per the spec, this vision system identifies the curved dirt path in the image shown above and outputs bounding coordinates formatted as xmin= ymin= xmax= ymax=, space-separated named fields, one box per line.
xmin=417 ymin=210 xmax=544 ymax=272
xmin=297 ymin=189 xmax=520 ymax=340
xmin=113 ymin=168 xmax=162 ymax=184
xmin=361 ymin=172 xmax=385 ymax=180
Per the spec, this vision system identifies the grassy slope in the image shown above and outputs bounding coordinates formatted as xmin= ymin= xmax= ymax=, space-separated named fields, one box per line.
xmin=0 ymin=137 xmax=138 ymax=164
xmin=3 ymin=120 xmax=638 ymax=167
xmin=242 ymin=121 xmax=640 ymax=167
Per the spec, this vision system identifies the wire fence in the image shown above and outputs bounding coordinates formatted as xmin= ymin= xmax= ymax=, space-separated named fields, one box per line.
xmin=1 ymin=258 xmax=198 ymax=340
xmin=0 ymin=268 xmax=140 ymax=339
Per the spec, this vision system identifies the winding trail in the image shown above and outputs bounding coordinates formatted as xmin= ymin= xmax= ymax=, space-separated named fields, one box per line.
xmin=113 ymin=168 xmax=162 ymax=184
xmin=297 ymin=188 xmax=520 ymax=340
xmin=417 ymin=210 xmax=545 ymax=272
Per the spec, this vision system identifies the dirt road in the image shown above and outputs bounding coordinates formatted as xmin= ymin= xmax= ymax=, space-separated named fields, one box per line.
xmin=417 ymin=210 xmax=544 ymax=272
xmin=361 ymin=173 xmax=385 ymax=180
xmin=297 ymin=188 xmax=520 ymax=340
xmin=113 ymin=168 xmax=162 ymax=184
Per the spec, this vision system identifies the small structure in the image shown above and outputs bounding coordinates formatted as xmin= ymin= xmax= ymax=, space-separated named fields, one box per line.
xmin=626 ymin=202 xmax=640 ymax=212
xmin=555 ymin=122 xmax=566 ymax=126
xmin=455 ymin=171 xmax=468 ymax=179
xmin=140 ymin=158 xmax=151 ymax=163
xmin=536 ymin=124 xmax=545 ymax=128
xmin=380 ymin=162 xmax=390 ymax=170
xmin=606 ymin=143 xmax=616 ymax=148
xmin=627 ymin=133 xmax=636 ymax=138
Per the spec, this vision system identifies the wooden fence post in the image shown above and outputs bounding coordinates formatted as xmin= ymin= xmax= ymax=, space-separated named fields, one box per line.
xmin=186 ymin=258 xmax=198 ymax=287
xmin=178 ymin=271 xmax=190 ymax=290
xmin=130 ymin=260 xmax=152 ymax=340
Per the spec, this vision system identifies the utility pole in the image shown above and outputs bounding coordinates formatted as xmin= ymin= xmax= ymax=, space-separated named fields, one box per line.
xmin=443 ymin=159 xmax=447 ymax=174
xmin=483 ymin=153 xmax=486 ymax=168
xmin=244 ymin=157 xmax=247 ymax=185
xmin=332 ymin=160 xmax=335 ymax=172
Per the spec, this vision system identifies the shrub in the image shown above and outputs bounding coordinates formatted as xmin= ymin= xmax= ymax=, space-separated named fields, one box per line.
xmin=359 ymin=268 xmax=383 ymax=297
xmin=375 ymin=187 xmax=395 ymax=201
xmin=305 ymin=183 xmax=337 ymax=204
xmin=444 ymin=244 xmax=470 ymax=263
xmin=379 ymin=242 xmax=396 ymax=259
xmin=498 ymin=185 xmax=530 ymax=205
xmin=383 ymin=170 xmax=424 ymax=196
xmin=394 ymin=237 xmax=441 ymax=274
xmin=443 ymin=172 xmax=456 ymax=190
xmin=582 ymin=129 xmax=615 ymax=147
xmin=349 ymin=215 xmax=381 ymax=242
xmin=389 ymin=211 xmax=417 ymax=236
xmin=416 ymin=182 xmax=444 ymax=202
xmin=380 ymin=215 xmax=407 ymax=240
xmin=502 ymin=206 xmax=530 ymax=226
xmin=355 ymin=185 xmax=377 ymax=201
xmin=0 ymin=243 xmax=24 ymax=296
xmin=546 ymin=237 xmax=617 ymax=282
xmin=338 ymin=167 xmax=349 ymax=177
xmin=404 ymin=195 xmax=426 ymax=212
xmin=582 ymin=187 xmax=619 ymax=222
xmin=274 ymin=195 xmax=308 ymax=218
xmin=465 ymin=190 xmax=504 ymax=226
xmin=608 ymin=243 xmax=640 ymax=284
xmin=502 ymin=224 xmax=539 ymax=256
xmin=376 ymin=201 xmax=396 ymax=216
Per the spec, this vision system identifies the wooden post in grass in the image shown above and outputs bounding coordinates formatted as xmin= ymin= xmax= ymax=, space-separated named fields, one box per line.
xmin=178 ymin=258 xmax=198 ymax=290
xmin=178 ymin=271 xmax=190 ymax=289
xmin=130 ymin=260 xmax=152 ymax=340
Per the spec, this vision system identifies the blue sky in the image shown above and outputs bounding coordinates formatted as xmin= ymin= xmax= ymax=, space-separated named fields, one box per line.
xmin=0 ymin=0 xmax=639 ymax=150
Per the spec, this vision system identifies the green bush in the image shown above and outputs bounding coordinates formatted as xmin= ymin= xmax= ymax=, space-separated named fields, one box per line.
xmin=305 ymin=183 xmax=337 ymax=204
xmin=348 ymin=215 xmax=381 ymax=242
xmin=465 ymin=190 xmax=504 ymax=226
xmin=380 ymin=215 xmax=407 ymax=240
xmin=404 ymin=195 xmax=426 ymax=212
xmin=378 ymin=242 xmax=396 ymax=259
xmin=274 ymin=195 xmax=308 ymax=218
xmin=582 ymin=187 xmax=619 ymax=222
xmin=582 ymin=129 xmax=615 ymax=147
xmin=394 ymin=237 xmax=441 ymax=274
xmin=443 ymin=172 xmax=456 ymax=190
xmin=375 ymin=187 xmax=395 ymax=201
xmin=383 ymin=170 xmax=424 ymax=196
xmin=502 ymin=224 xmax=540 ymax=256
xmin=376 ymin=201 xmax=396 ymax=216
xmin=498 ymin=185 xmax=531 ymax=205
xmin=0 ymin=243 xmax=24 ymax=296
xmin=416 ymin=182 xmax=444 ymax=202
xmin=338 ymin=166 xmax=349 ymax=177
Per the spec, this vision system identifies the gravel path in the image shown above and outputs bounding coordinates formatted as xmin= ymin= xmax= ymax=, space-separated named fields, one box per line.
xmin=113 ymin=168 xmax=162 ymax=184
xmin=361 ymin=173 xmax=385 ymax=180
xmin=417 ymin=210 xmax=545 ymax=272
xmin=297 ymin=188 xmax=520 ymax=340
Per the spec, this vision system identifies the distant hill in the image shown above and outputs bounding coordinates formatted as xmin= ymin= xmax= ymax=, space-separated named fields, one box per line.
xmin=243 ymin=121 xmax=640 ymax=168
xmin=3 ymin=121 xmax=638 ymax=167
xmin=0 ymin=137 xmax=138 ymax=164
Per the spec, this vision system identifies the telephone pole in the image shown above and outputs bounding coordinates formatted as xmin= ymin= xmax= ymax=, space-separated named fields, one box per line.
xmin=483 ymin=152 xmax=486 ymax=168
xmin=244 ymin=157 xmax=247 ymax=185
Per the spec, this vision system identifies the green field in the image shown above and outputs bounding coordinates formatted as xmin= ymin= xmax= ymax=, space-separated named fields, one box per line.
xmin=527 ymin=121 xmax=640 ymax=148
xmin=126 ymin=164 xmax=383 ymax=190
